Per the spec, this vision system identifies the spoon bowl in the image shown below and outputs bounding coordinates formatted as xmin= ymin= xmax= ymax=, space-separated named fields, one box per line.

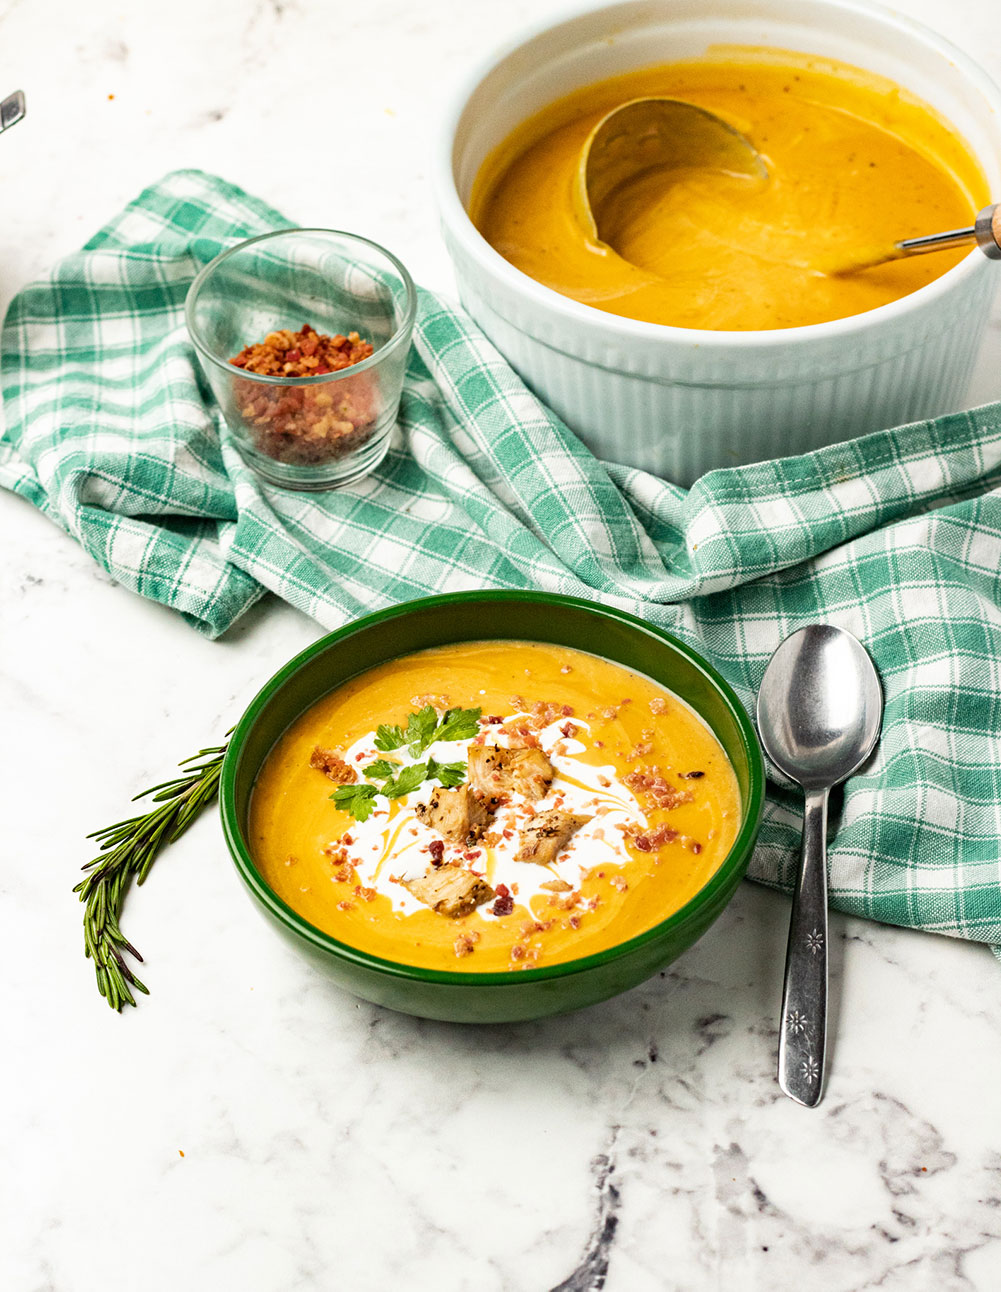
xmin=573 ymin=96 xmax=768 ymax=245
xmin=757 ymin=624 xmax=883 ymax=1106
xmin=757 ymin=624 xmax=883 ymax=789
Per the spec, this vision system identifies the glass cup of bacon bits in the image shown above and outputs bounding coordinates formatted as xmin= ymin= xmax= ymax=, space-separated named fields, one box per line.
xmin=185 ymin=229 xmax=417 ymax=489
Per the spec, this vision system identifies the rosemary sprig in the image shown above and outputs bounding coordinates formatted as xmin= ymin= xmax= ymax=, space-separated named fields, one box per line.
xmin=74 ymin=736 xmax=230 ymax=1011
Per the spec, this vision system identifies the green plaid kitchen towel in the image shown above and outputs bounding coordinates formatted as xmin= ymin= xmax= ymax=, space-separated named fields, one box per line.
xmin=4 ymin=169 xmax=1001 ymax=956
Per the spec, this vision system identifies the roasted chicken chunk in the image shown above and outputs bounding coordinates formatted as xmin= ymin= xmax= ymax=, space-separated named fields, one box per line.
xmin=415 ymin=784 xmax=490 ymax=845
xmin=468 ymin=744 xmax=554 ymax=802
xmin=515 ymin=809 xmax=592 ymax=866
xmin=403 ymin=865 xmax=495 ymax=919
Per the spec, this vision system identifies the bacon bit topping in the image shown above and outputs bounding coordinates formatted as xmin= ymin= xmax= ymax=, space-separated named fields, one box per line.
xmin=336 ymin=900 xmax=355 ymax=911
xmin=628 ymin=742 xmax=653 ymax=760
xmin=231 ymin=324 xmax=372 ymax=378
xmin=486 ymin=715 xmax=503 ymax=724
xmin=649 ymin=697 xmax=668 ymax=715
xmin=510 ymin=694 xmax=528 ymax=711
xmin=411 ymin=692 xmax=449 ymax=710
xmin=560 ymin=665 xmax=572 ymax=674
xmin=631 ymin=823 xmax=679 ymax=852
xmin=310 ymin=747 xmax=357 ymax=784
xmin=342 ymin=833 xmax=354 ymax=846
xmin=600 ymin=706 xmax=618 ymax=720
xmin=609 ymin=875 xmax=628 ymax=892
xmin=285 ymin=854 xmax=297 ymax=867
xmin=334 ymin=865 xmax=352 ymax=882
xmin=568 ymin=914 xmax=582 ymax=930
xmin=597 ymin=774 xmax=611 ymax=788
xmin=624 ymin=768 xmax=694 ymax=811
xmin=595 ymin=740 xmax=605 ymax=749
xmin=510 ymin=944 xmax=526 ymax=961
xmin=680 ymin=770 xmax=705 ymax=779
xmin=491 ymin=890 xmax=515 ymax=916
xmin=463 ymin=850 xmax=481 ymax=861
xmin=353 ymin=885 xmax=377 ymax=902
xmin=560 ymin=721 xmax=577 ymax=739
xmin=454 ymin=929 xmax=481 ymax=958
xmin=230 ymin=326 xmax=377 ymax=466
xmin=429 ymin=839 xmax=445 ymax=867
xmin=690 ymin=841 xmax=703 ymax=855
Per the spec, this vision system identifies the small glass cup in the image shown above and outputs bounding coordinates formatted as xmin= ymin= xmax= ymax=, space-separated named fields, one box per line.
xmin=185 ymin=229 xmax=417 ymax=490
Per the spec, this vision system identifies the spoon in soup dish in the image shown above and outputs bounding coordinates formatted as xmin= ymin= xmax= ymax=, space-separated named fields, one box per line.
xmin=756 ymin=624 xmax=883 ymax=1107
xmin=575 ymin=96 xmax=1000 ymax=278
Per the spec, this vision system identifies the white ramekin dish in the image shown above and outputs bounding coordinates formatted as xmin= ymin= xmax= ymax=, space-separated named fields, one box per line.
xmin=437 ymin=0 xmax=1001 ymax=485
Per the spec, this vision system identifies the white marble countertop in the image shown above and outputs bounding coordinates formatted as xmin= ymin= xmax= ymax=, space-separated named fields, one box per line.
xmin=3 ymin=1 xmax=1001 ymax=1288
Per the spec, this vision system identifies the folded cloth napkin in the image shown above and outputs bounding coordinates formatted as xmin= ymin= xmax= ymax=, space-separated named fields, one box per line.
xmin=4 ymin=169 xmax=1001 ymax=958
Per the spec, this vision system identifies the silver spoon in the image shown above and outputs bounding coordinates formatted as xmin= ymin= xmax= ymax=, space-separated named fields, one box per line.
xmin=756 ymin=624 xmax=883 ymax=1107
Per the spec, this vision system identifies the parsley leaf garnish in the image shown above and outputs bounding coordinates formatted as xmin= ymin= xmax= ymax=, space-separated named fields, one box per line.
xmin=364 ymin=759 xmax=399 ymax=781
xmin=334 ymin=705 xmax=482 ymax=820
xmin=331 ymin=782 xmax=379 ymax=822
xmin=374 ymin=723 xmax=407 ymax=752
xmin=426 ymin=756 xmax=466 ymax=788
xmin=434 ymin=707 xmax=482 ymax=746
xmin=405 ymin=705 xmax=438 ymax=757
xmin=384 ymin=762 xmax=429 ymax=800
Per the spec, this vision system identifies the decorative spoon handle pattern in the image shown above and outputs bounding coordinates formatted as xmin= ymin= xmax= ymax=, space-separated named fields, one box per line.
xmin=778 ymin=787 xmax=830 ymax=1107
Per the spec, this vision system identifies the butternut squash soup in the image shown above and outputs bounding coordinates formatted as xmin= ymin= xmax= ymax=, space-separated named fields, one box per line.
xmin=470 ymin=49 xmax=987 ymax=330
xmin=250 ymin=641 xmax=740 ymax=972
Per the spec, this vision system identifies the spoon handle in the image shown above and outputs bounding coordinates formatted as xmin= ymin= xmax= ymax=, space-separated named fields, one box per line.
xmin=778 ymin=787 xmax=829 ymax=1107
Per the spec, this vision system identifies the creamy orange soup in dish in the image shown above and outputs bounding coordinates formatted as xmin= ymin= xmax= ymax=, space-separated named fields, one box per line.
xmin=470 ymin=49 xmax=987 ymax=330
xmin=250 ymin=641 xmax=741 ymax=972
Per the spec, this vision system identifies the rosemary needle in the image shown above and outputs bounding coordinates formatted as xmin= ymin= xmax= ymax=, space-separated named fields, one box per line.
xmin=74 ymin=735 xmax=231 ymax=1011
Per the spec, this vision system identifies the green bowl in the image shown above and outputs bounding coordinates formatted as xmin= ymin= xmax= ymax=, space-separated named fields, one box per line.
xmin=220 ymin=591 xmax=764 ymax=1022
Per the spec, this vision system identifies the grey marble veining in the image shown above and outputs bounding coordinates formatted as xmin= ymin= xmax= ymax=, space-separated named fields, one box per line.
xmin=3 ymin=1 xmax=1001 ymax=1288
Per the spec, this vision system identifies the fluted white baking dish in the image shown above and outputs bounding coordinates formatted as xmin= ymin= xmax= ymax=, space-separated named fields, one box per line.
xmin=436 ymin=0 xmax=1001 ymax=485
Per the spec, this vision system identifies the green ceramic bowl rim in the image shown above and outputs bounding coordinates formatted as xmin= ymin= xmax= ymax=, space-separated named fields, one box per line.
xmin=220 ymin=590 xmax=765 ymax=988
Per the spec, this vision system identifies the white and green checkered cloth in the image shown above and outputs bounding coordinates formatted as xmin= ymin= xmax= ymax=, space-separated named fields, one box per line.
xmin=4 ymin=170 xmax=1001 ymax=958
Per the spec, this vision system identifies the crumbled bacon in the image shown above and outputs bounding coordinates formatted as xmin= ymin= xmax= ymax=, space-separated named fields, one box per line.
xmin=630 ymin=823 xmax=679 ymax=852
xmin=336 ymin=900 xmax=355 ymax=911
xmin=334 ymin=865 xmax=352 ymax=882
xmin=690 ymin=841 xmax=703 ymax=854
xmin=454 ymin=929 xmax=481 ymax=958
xmin=510 ymin=944 xmax=526 ymax=961
xmin=491 ymin=889 xmax=515 ymax=916
xmin=560 ymin=721 xmax=577 ymax=739
xmin=568 ymin=915 xmax=582 ymax=930
xmin=624 ymin=768 xmax=694 ymax=810
xmin=609 ymin=875 xmax=628 ymax=892
xmin=310 ymin=747 xmax=357 ymax=784
xmin=429 ymin=839 xmax=445 ymax=867
xmin=411 ymin=692 xmax=449 ymax=710
xmin=649 ymin=697 xmax=668 ymax=715
xmin=560 ymin=665 xmax=572 ymax=674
